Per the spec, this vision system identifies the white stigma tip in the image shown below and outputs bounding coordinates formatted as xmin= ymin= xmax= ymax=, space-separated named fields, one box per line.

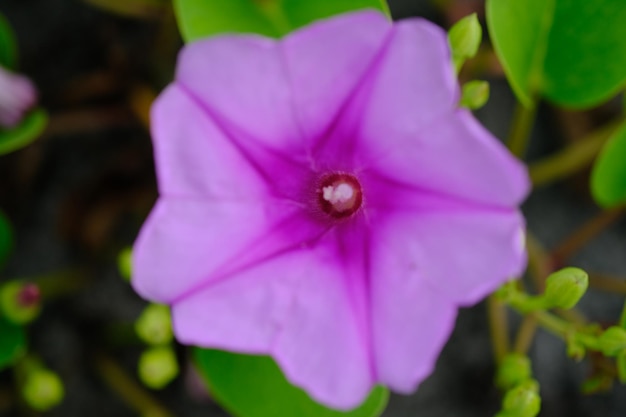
xmin=323 ymin=183 xmax=354 ymax=205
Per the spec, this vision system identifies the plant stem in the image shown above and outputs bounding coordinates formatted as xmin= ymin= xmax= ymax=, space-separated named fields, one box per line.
xmin=514 ymin=314 xmax=538 ymax=354
xmin=515 ymin=309 xmax=600 ymax=351
xmin=33 ymin=268 xmax=90 ymax=300
xmin=529 ymin=119 xmax=624 ymax=187
xmin=129 ymin=85 xmax=156 ymax=130
xmin=94 ymin=353 xmax=174 ymax=417
xmin=525 ymin=232 xmax=554 ymax=292
xmin=43 ymin=107 xmax=136 ymax=139
xmin=487 ymin=295 xmax=510 ymax=364
xmin=507 ymin=102 xmax=537 ymax=158
xmin=588 ymin=273 xmax=626 ymax=295
xmin=551 ymin=208 xmax=624 ymax=264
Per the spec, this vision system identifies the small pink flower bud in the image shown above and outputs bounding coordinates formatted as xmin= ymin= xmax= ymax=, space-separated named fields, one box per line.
xmin=0 ymin=66 xmax=37 ymax=129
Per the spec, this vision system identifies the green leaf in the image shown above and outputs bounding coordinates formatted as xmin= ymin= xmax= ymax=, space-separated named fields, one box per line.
xmin=486 ymin=0 xmax=626 ymax=108
xmin=0 ymin=109 xmax=47 ymax=156
xmin=591 ymin=123 xmax=626 ymax=207
xmin=280 ymin=0 xmax=390 ymax=30
xmin=0 ymin=13 xmax=17 ymax=69
xmin=0 ymin=210 xmax=12 ymax=268
xmin=0 ymin=315 xmax=26 ymax=370
xmin=174 ymin=0 xmax=390 ymax=42
xmin=194 ymin=349 xmax=389 ymax=417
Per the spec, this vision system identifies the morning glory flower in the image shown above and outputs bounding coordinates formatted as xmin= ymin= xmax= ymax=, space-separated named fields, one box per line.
xmin=133 ymin=10 xmax=529 ymax=409
xmin=0 ymin=65 xmax=37 ymax=129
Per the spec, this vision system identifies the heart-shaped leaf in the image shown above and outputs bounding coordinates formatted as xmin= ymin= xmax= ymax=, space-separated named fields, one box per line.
xmin=194 ymin=349 xmax=389 ymax=417
xmin=0 ymin=315 xmax=26 ymax=370
xmin=591 ymin=122 xmax=626 ymax=207
xmin=487 ymin=0 xmax=626 ymax=108
xmin=174 ymin=0 xmax=390 ymax=42
xmin=0 ymin=13 xmax=17 ymax=69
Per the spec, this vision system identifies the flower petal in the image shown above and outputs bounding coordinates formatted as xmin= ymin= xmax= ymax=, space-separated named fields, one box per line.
xmin=176 ymin=33 xmax=301 ymax=151
xmin=132 ymin=198 xmax=325 ymax=303
xmin=359 ymin=18 xmax=459 ymax=147
xmin=281 ymin=10 xmax=391 ymax=143
xmin=172 ymin=240 xmax=373 ymax=410
xmin=369 ymin=265 xmax=456 ymax=392
xmin=363 ymin=109 xmax=529 ymax=208
xmin=372 ymin=208 xmax=526 ymax=306
xmin=151 ymin=85 xmax=270 ymax=199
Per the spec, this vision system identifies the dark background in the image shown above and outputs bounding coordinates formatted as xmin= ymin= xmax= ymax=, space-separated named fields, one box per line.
xmin=0 ymin=0 xmax=625 ymax=416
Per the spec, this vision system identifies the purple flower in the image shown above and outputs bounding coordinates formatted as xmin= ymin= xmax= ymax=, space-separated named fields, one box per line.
xmin=0 ymin=65 xmax=37 ymax=129
xmin=132 ymin=10 xmax=529 ymax=409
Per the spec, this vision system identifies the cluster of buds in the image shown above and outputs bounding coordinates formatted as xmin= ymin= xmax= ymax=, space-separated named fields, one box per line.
xmin=134 ymin=303 xmax=179 ymax=389
xmin=495 ymin=354 xmax=540 ymax=417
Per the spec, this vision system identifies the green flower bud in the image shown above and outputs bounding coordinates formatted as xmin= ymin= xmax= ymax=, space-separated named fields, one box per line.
xmin=135 ymin=304 xmax=173 ymax=346
xmin=598 ymin=326 xmax=626 ymax=356
xmin=22 ymin=369 xmax=64 ymax=411
xmin=118 ymin=247 xmax=133 ymax=281
xmin=496 ymin=353 xmax=532 ymax=390
xmin=0 ymin=281 xmax=41 ymax=324
xmin=448 ymin=13 xmax=482 ymax=73
xmin=502 ymin=380 xmax=541 ymax=417
xmin=138 ymin=346 xmax=179 ymax=389
xmin=542 ymin=267 xmax=588 ymax=309
xmin=460 ymin=80 xmax=490 ymax=110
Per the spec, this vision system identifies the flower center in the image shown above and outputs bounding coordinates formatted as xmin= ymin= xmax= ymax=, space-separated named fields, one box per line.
xmin=317 ymin=173 xmax=362 ymax=219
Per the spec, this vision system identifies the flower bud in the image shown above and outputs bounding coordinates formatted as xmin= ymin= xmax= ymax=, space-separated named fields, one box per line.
xmin=0 ymin=66 xmax=37 ymax=129
xmin=118 ymin=247 xmax=132 ymax=281
xmin=496 ymin=353 xmax=532 ymax=390
xmin=542 ymin=267 xmax=588 ymax=309
xmin=448 ymin=13 xmax=482 ymax=73
xmin=597 ymin=326 xmax=626 ymax=357
xmin=0 ymin=281 xmax=41 ymax=324
xmin=460 ymin=80 xmax=490 ymax=110
xmin=22 ymin=369 xmax=64 ymax=411
xmin=501 ymin=380 xmax=541 ymax=417
xmin=138 ymin=346 xmax=179 ymax=389
xmin=135 ymin=304 xmax=173 ymax=346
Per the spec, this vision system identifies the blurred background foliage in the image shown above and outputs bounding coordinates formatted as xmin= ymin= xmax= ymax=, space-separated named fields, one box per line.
xmin=0 ymin=0 xmax=626 ymax=416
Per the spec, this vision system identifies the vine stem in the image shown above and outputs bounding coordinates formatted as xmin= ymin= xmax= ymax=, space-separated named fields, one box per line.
xmin=511 ymin=308 xmax=600 ymax=351
xmin=513 ymin=314 xmax=538 ymax=354
xmin=551 ymin=207 xmax=624 ymax=264
xmin=507 ymin=102 xmax=537 ymax=158
xmin=487 ymin=295 xmax=510 ymax=364
xmin=94 ymin=353 xmax=174 ymax=417
xmin=34 ymin=268 xmax=90 ymax=299
xmin=588 ymin=273 xmax=626 ymax=295
xmin=529 ymin=119 xmax=623 ymax=187
xmin=492 ymin=98 xmax=538 ymax=364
